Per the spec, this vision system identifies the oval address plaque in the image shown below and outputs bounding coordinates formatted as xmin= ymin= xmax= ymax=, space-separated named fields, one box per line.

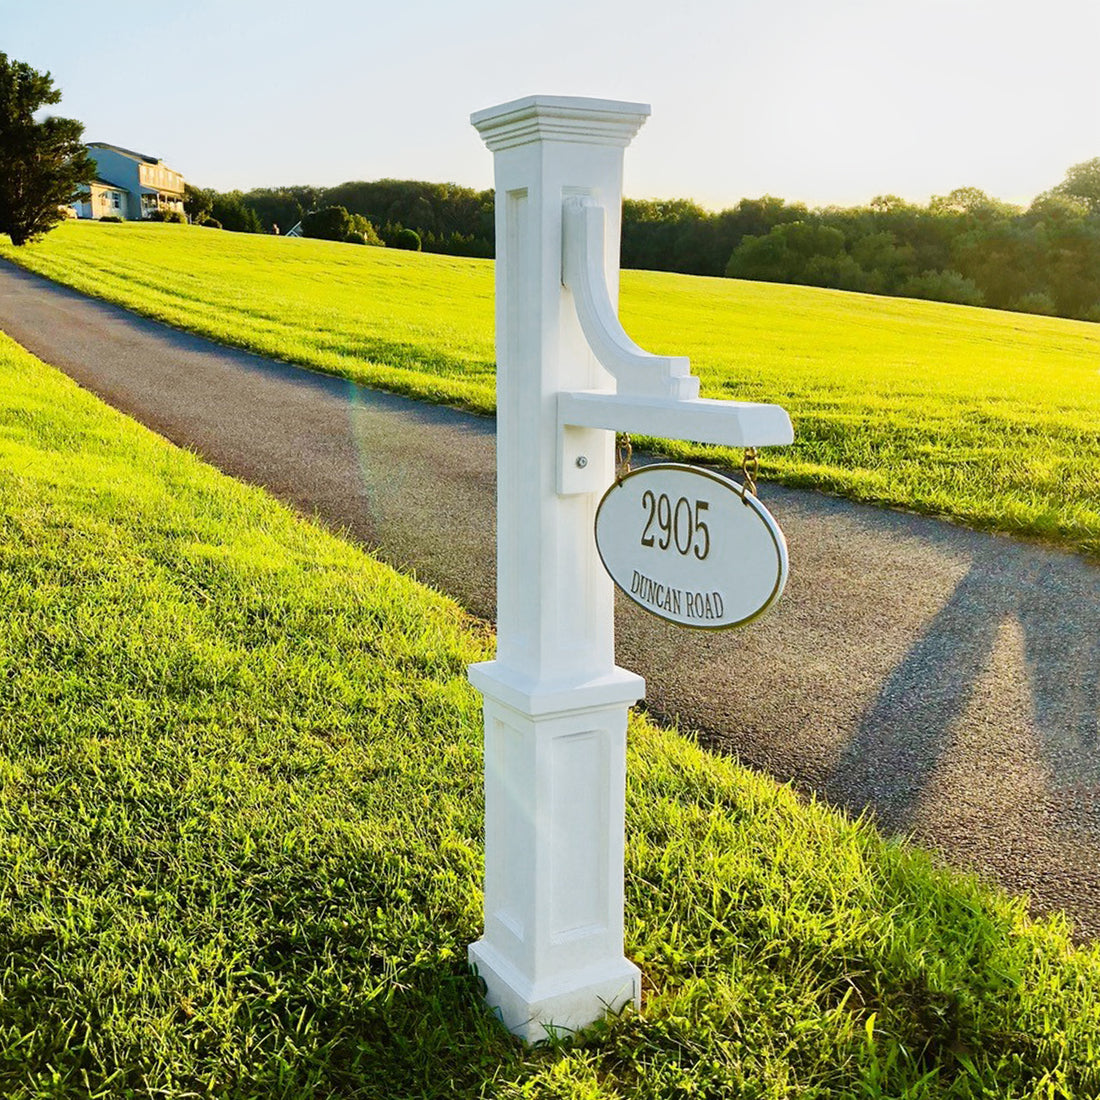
xmin=594 ymin=463 xmax=788 ymax=630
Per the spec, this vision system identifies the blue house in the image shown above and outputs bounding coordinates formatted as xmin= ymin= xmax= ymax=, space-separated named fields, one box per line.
xmin=74 ymin=143 xmax=186 ymax=221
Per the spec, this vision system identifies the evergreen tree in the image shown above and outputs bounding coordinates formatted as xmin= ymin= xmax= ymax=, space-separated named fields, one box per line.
xmin=0 ymin=52 xmax=94 ymax=246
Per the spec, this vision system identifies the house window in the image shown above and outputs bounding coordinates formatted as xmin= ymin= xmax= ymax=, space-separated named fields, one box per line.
xmin=111 ymin=193 xmax=121 ymax=209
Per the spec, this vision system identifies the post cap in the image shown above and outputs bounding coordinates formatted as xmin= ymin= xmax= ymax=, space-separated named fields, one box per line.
xmin=471 ymin=95 xmax=650 ymax=152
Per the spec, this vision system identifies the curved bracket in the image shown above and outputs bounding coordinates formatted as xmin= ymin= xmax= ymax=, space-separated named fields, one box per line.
xmin=562 ymin=196 xmax=700 ymax=401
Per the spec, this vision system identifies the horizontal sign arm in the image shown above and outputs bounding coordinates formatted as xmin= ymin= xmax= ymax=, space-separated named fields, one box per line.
xmin=559 ymin=389 xmax=794 ymax=448
xmin=556 ymin=389 xmax=793 ymax=495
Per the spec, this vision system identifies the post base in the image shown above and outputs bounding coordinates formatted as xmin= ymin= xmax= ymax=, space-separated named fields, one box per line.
xmin=469 ymin=938 xmax=640 ymax=1043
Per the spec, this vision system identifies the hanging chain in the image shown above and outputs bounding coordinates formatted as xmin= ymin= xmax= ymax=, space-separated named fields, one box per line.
xmin=615 ymin=433 xmax=633 ymax=483
xmin=613 ymin=435 xmax=758 ymax=496
xmin=740 ymin=446 xmax=759 ymax=501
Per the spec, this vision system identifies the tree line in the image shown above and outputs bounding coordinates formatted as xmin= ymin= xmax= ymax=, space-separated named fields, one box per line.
xmin=720 ymin=171 xmax=1100 ymax=321
xmin=622 ymin=159 xmax=1100 ymax=322
xmin=196 ymin=159 xmax=1100 ymax=323
xmin=4 ymin=48 xmax=1096 ymax=322
xmin=184 ymin=180 xmax=495 ymax=256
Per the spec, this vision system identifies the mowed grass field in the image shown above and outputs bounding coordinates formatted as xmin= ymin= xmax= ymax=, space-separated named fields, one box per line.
xmin=3 ymin=220 xmax=1100 ymax=555
xmin=3 ymin=330 xmax=1100 ymax=1096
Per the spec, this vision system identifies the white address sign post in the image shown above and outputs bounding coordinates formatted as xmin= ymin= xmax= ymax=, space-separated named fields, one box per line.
xmin=467 ymin=95 xmax=794 ymax=1042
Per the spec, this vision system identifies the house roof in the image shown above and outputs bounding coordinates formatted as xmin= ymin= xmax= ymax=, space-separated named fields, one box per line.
xmin=74 ymin=177 xmax=125 ymax=194
xmin=87 ymin=141 xmax=163 ymax=165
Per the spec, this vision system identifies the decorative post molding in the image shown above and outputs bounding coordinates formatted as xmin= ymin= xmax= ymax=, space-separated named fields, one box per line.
xmin=466 ymin=96 xmax=649 ymax=1041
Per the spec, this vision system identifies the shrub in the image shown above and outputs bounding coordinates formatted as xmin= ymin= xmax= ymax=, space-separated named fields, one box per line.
xmin=145 ymin=208 xmax=186 ymax=224
xmin=302 ymin=206 xmax=353 ymax=242
xmin=393 ymin=227 xmax=421 ymax=251
xmin=199 ymin=218 xmax=222 ymax=229
xmin=183 ymin=183 xmax=214 ymax=225
xmin=348 ymin=213 xmax=383 ymax=246
xmin=725 ymin=221 xmax=847 ymax=285
xmin=803 ymin=252 xmax=868 ymax=292
xmin=1014 ymin=291 xmax=1057 ymax=316
xmin=900 ymin=269 xmax=985 ymax=307
xmin=209 ymin=193 xmax=262 ymax=234
xmin=98 ymin=215 xmax=122 ymax=223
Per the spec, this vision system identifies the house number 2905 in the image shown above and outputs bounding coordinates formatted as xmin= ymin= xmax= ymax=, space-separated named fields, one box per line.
xmin=640 ymin=491 xmax=710 ymax=560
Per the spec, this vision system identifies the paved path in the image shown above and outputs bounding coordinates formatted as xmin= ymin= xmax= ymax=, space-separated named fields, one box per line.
xmin=3 ymin=261 xmax=1099 ymax=938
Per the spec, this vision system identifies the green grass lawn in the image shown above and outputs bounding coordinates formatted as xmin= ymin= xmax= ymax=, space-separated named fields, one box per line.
xmin=3 ymin=221 xmax=1100 ymax=556
xmin=2 ymin=332 xmax=1100 ymax=1097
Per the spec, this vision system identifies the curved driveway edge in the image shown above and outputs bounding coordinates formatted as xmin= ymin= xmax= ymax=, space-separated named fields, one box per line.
xmin=3 ymin=259 xmax=1098 ymax=938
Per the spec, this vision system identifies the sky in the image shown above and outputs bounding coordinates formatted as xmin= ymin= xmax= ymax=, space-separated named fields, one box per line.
xmin=3 ymin=0 xmax=1099 ymax=211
